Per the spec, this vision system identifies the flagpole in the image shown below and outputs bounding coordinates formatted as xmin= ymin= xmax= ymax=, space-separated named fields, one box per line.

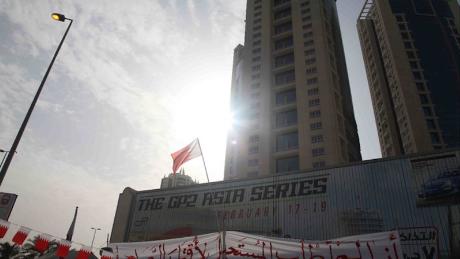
xmin=196 ymin=139 xmax=210 ymax=183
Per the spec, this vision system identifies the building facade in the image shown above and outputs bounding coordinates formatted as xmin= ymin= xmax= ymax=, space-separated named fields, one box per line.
xmin=160 ymin=170 xmax=196 ymax=189
xmin=110 ymin=149 xmax=460 ymax=258
xmin=357 ymin=0 xmax=460 ymax=158
xmin=224 ymin=0 xmax=362 ymax=180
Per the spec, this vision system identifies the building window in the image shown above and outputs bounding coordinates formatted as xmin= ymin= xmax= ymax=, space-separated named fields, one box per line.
xmin=311 ymin=135 xmax=323 ymax=143
xmin=275 ymin=37 xmax=293 ymax=50
xmin=249 ymin=135 xmax=260 ymax=143
xmin=274 ymin=0 xmax=290 ymax=6
xmin=303 ymin=31 xmax=313 ymax=38
xmin=412 ymin=71 xmax=422 ymax=80
xmin=275 ymin=52 xmax=294 ymax=67
xmin=276 ymin=131 xmax=299 ymax=151
xmin=252 ymin=48 xmax=261 ymax=54
xmin=248 ymin=159 xmax=259 ymax=166
xmin=305 ymin=58 xmax=316 ymax=65
xmin=416 ymin=82 xmax=425 ymax=91
xmin=247 ymin=171 xmax=258 ymax=177
xmin=276 ymin=109 xmax=297 ymax=127
xmin=313 ymin=161 xmax=326 ymax=169
xmin=426 ymin=119 xmax=436 ymax=130
xmin=275 ymin=69 xmax=295 ymax=85
xmin=276 ymin=156 xmax=299 ymax=173
xmin=254 ymin=11 xmax=262 ymax=17
xmin=404 ymin=42 xmax=412 ymax=49
xmin=302 ymin=23 xmax=312 ymax=30
xmin=306 ymin=67 xmax=317 ymax=75
xmin=308 ymin=98 xmax=320 ymax=107
xmin=430 ymin=133 xmax=440 ymax=144
xmin=304 ymin=49 xmax=315 ymax=56
xmin=302 ymin=16 xmax=311 ymax=22
xmin=307 ymin=77 xmax=318 ymax=85
xmin=274 ymin=21 xmax=292 ymax=34
xmin=307 ymin=88 xmax=319 ymax=96
xmin=252 ymin=74 xmax=261 ymax=80
xmin=301 ymin=8 xmax=311 ymax=15
xmin=253 ymin=40 xmax=261 ymax=46
xmin=401 ymin=32 xmax=409 ymax=40
xmin=253 ymin=56 xmax=261 ymax=62
xmin=422 ymin=107 xmax=432 ymax=116
xmin=248 ymin=146 xmax=259 ymax=154
xmin=419 ymin=94 xmax=429 ymax=104
xmin=312 ymin=148 xmax=325 ymax=157
xmin=251 ymin=83 xmax=261 ymax=89
xmin=309 ymin=110 xmax=321 ymax=118
xmin=407 ymin=51 xmax=415 ymax=59
xmin=252 ymin=65 xmax=261 ymax=71
xmin=276 ymin=89 xmax=296 ymax=106
xmin=304 ymin=40 xmax=314 ymax=47
xmin=274 ymin=8 xmax=291 ymax=20
xmin=310 ymin=122 xmax=322 ymax=130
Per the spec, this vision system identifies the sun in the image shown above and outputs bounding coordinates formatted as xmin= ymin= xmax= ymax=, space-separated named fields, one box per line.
xmin=169 ymin=71 xmax=234 ymax=181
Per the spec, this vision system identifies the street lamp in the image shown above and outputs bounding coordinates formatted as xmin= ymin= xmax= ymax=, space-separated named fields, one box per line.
xmin=0 ymin=13 xmax=73 ymax=186
xmin=90 ymin=227 xmax=101 ymax=251
xmin=0 ymin=150 xmax=17 ymax=170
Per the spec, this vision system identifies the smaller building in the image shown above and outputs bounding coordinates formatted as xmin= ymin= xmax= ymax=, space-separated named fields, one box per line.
xmin=160 ymin=169 xmax=196 ymax=189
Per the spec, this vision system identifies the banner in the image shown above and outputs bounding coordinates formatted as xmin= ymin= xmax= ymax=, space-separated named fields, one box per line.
xmin=0 ymin=192 xmax=17 ymax=220
xmin=398 ymin=227 xmax=439 ymax=259
xmin=110 ymin=231 xmax=403 ymax=259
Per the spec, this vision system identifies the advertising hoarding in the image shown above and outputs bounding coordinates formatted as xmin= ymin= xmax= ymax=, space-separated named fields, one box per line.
xmin=112 ymin=150 xmax=460 ymax=258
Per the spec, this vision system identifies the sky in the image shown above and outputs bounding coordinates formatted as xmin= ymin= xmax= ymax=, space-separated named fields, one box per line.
xmin=0 ymin=0 xmax=381 ymax=251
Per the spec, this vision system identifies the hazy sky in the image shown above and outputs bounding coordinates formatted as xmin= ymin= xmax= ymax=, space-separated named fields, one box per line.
xmin=0 ymin=0 xmax=379 ymax=250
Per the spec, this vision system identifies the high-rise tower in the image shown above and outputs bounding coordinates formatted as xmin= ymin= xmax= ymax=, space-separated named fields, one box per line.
xmin=224 ymin=0 xmax=362 ymax=180
xmin=357 ymin=0 xmax=460 ymax=157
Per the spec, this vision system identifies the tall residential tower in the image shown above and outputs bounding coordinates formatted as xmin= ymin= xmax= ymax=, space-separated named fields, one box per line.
xmin=357 ymin=0 xmax=460 ymax=157
xmin=224 ymin=0 xmax=362 ymax=180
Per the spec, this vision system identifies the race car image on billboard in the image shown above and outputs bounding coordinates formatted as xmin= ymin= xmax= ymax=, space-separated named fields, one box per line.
xmin=417 ymin=168 xmax=460 ymax=200
xmin=411 ymin=153 xmax=460 ymax=206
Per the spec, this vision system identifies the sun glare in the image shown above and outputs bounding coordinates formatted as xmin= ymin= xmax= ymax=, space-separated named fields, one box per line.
xmin=169 ymin=71 xmax=233 ymax=181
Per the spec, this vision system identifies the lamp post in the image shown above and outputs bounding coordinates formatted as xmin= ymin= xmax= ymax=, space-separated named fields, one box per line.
xmin=0 ymin=150 xmax=17 ymax=170
xmin=90 ymin=227 xmax=101 ymax=251
xmin=0 ymin=13 xmax=73 ymax=186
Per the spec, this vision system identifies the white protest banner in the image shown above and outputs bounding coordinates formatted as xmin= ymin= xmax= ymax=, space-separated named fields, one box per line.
xmin=109 ymin=230 xmax=403 ymax=259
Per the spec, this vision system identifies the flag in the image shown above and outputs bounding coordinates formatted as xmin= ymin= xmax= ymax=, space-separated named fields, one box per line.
xmin=171 ymin=138 xmax=202 ymax=173
xmin=76 ymin=246 xmax=92 ymax=259
xmin=12 ymin=226 xmax=30 ymax=245
xmin=0 ymin=219 xmax=10 ymax=238
xmin=66 ymin=206 xmax=78 ymax=241
xmin=55 ymin=239 xmax=72 ymax=257
xmin=35 ymin=234 xmax=52 ymax=253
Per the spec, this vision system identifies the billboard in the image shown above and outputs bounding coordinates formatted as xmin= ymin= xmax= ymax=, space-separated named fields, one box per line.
xmin=112 ymin=150 xmax=460 ymax=258
xmin=0 ymin=192 xmax=17 ymax=221
xmin=410 ymin=154 xmax=460 ymax=206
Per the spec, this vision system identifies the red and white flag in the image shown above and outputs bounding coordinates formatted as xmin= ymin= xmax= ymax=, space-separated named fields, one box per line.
xmin=35 ymin=234 xmax=52 ymax=253
xmin=55 ymin=239 xmax=72 ymax=257
xmin=12 ymin=226 xmax=30 ymax=245
xmin=76 ymin=245 xmax=92 ymax=259
xmin=0 ymin=219 xmax=10 ymax=238
xmin=171 ymin=138 xmax=202 ymax=174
